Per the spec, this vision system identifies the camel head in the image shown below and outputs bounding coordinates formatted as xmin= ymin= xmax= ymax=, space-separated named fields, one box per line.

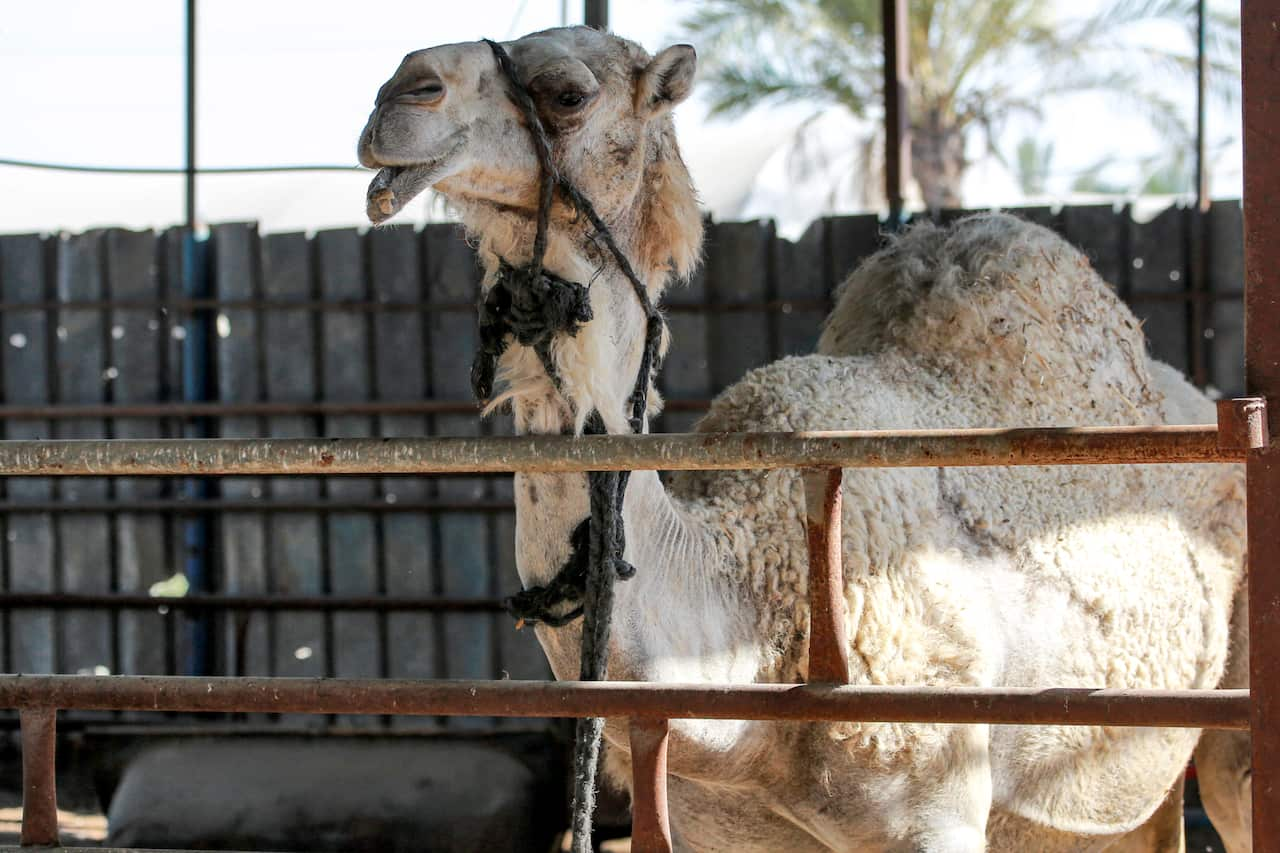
xmin=359 ymin=27 xmax=704 ymax=433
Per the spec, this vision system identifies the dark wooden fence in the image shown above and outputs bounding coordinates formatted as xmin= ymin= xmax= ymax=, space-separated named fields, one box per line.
xmin=0 ymin=201 xmax=1245 ymax=728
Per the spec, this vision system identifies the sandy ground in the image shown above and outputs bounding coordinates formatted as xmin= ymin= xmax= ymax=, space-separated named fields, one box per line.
xmin=0 ymin=793 xmax=107 ymax=847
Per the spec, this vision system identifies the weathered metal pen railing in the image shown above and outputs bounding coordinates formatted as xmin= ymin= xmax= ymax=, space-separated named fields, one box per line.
xmin=0 ymin=410 xmax=1264 ymax=852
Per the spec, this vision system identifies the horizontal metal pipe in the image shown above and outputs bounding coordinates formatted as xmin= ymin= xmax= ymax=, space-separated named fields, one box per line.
xmin=0 ymin=592 xmax=506 ymax=612
xmin=0 ymin=848 xmax=258 ymax=853
xmin=0 ymin=498 xmax=514 ymax=513
xmin=0 ymin=848 xmax=259 ymax=853
xmin=0 ymin=298 xmax=826 ymax=315
xmin=0 ymin=676 xmax=1249 ymax=729
xmin=0 ymin=398 xmax=710 ymax=420
xmin=0 ymin=427 xmax=1236 ymax=477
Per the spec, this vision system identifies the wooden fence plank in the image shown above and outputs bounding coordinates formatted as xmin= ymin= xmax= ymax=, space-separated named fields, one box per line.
xmin=368 ymin=226 xmax=439 ymax=728
xmin=1208 ymin=201 xmax=1245 ymax=396
xmin=260 ymin=233 xmax=325 ymax=713
xmin=316 ymin=228 xmax=379 ymax=727
xmin=1060 ymin=204 xmax=1129 ymax=293
xmin=773 ymin=218 xmax=827 ymax=357
xmin=54 ymin=231 xmax=113 ymax=677
xmin=106 ymin=228 xmax=168 ymax=677
xmin=824 ymin=214 xmax=882 ymax=293
xmin=0 ymin=234 xmax=54 ymax=673
xmin=1007 ymin=205 xmax=1059 ymax=231
xmin=658 ymin=220 xmax=710 ymax=435
xmin=211 ymin=223 xmax=269 ymax=681
xmin=1130 ymin=205 xmax=1190 ymax=375
xmin=424 ymin=224 xmax=490 ymax=729
xmin=706 ymin=220 xmax=772 ymax=391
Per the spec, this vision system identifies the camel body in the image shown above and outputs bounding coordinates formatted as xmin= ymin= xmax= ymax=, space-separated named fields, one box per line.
xmin=527 ymin=216 xmax=1245 ymax=851
xmin=356 ymin=27 xmax=1247 ymax=851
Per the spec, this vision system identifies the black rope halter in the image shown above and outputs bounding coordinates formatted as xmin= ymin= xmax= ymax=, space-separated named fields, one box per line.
xmin=477 ymin=38 xmax=666 ymax=853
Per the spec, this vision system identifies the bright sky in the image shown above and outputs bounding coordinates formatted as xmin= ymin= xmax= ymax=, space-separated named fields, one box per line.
xmin=0 ymin=0 xmax=1243 ymax=236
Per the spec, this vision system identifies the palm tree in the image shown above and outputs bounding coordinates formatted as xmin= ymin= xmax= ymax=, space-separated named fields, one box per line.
xmin=679 ymin=0 xmax=1240 ymax=210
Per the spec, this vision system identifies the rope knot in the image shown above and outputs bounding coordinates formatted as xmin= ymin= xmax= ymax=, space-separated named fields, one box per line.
xmin=471 ymin=260 xmax=593 ymax=401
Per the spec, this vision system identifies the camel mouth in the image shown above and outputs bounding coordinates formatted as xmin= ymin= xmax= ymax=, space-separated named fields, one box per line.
xmin=364 ymin=134 xmax=466 ymax=224
xmin=365 ymin=163 xmax=437 ymax=224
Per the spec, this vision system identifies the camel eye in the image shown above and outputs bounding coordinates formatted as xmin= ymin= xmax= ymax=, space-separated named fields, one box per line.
xmin=557 ymin=91 xmax=586 ymax=109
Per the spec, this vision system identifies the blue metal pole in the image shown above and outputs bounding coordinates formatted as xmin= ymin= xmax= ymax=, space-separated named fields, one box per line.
xmin=181 ymin=0 xmax=212 ymax=676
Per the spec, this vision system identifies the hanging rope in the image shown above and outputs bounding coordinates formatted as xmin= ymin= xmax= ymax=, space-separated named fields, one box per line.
xmin=477 ymin=38 xmax=664 ymax=853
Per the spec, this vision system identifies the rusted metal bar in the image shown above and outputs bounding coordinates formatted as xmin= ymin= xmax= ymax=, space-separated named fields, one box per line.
xmin=0 ymin=298 xmax=823 ymax=314
xmin=4 ymin=849 xmax=258 ymax=853
xmin=0 ymin=426 xmax=1237 ymax=477
xmin=0 ymin=292 xmax=1233 ymax=312
xmin=1242 ymin=1 xmax=1280 ymax=846
xmin=804 ymin=469 xmax=849 ymax=684
xmin=0 ymin=497 xmax=515 ymax=513
xmin=0 ymin=398 xmax=709 ymax=421
xmin=629 ymin=718 xmax=673 ymax=853
xmin=882 ymin=0 xmax=910 ymax=221
xmin=1195 ymin=0 xmax=1210 ymax=214
xmin=1216 ymin=398 xmax=1269 ymax=452
xmin=18 ymin=708 xmax=58 ymax=847
xmin=0 ymin=676 xmax=1249 ymax=729
xmin=0 ymin=592 xmax=506 ymax=612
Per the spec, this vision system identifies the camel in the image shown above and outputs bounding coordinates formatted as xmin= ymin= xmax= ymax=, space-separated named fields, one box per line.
xmin=358 ymin=26 xmax=1248 ymax=852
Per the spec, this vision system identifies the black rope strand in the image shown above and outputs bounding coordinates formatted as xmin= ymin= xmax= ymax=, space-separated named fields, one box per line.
xmin=480 ymin=38 xmax=659 ymax=853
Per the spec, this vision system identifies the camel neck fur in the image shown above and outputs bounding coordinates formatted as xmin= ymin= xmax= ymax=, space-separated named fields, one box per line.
xmin=455 ymin=207 xmax=736 ymax=683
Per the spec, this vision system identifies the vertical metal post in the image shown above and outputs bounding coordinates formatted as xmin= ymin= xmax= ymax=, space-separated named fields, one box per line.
xmin=1242 ymin=1 xmax=1280 ymax=849
xmin=185 ymin=0 xmax=197 ymax=232
xmin=882 ymin=0 xmax=910 ymax=224
xmin=804 ymin=468 xmax=850 ymax=684
xmin=584 ymin=0 xmax=607 ymax=30
xmin=19 ymin=708 xmax=58 ymax=847
xmin=1195 ymin=0 xmax=1209 ymax=213
xmin=1187 ymin=0 xmax=1211 ymax=387
xmin=182 ymin=0 xmax=210 ymax=673
xmin=629 ymin=718 xmax=673 ymax=853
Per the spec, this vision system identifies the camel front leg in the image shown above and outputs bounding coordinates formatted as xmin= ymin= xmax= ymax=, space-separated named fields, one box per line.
xmin=886 ymin=725 xmax=993 ymax=853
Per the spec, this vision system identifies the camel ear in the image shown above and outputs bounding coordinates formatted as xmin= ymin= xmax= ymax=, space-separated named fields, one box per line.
xmin=638 ymin=44 xmax=696 ymax=117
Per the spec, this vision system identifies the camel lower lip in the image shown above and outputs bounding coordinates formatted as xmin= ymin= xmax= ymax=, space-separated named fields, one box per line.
xmin=366 ymin=163 xmax=438 ymax=224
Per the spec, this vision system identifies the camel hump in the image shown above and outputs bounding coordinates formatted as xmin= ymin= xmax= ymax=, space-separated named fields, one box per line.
xmin=817 ymin=212 xmax=1159 ymax=426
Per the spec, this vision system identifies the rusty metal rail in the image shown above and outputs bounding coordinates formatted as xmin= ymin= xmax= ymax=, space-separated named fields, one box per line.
xmin=0 ymin=417 xmax=1256 ymax=851
xmin=0 ymin=676 xmax=1249 ymax=728
xmin=0 ymin=676 xmax=1252 ymax=849
xmin=0 ymin=592 xmax=506 ymax=612
xmin=0 ymin=398 xmax=712 ymax=421
xmin=0 ymin=425 xmax=1238 ymax=477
